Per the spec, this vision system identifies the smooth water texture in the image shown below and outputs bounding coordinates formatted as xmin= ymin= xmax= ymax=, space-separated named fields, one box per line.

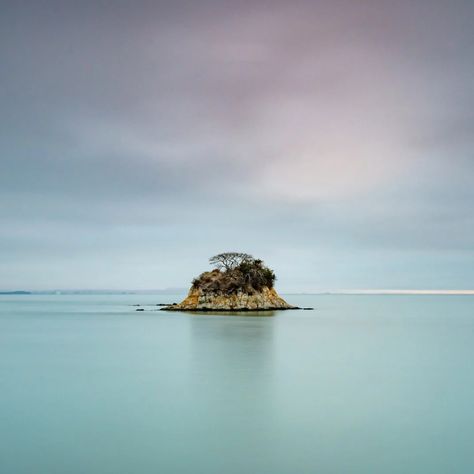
xmin=1 ymin=294 xmax=474 ymax=473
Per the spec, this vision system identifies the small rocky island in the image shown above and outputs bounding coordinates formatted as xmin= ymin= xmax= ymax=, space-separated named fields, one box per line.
xmin=162 ymin=252 xmax=298 ymax=311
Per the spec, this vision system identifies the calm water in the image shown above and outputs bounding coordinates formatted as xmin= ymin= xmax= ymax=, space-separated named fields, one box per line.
xmin=1 ymin=294 xmax=474 ymax=473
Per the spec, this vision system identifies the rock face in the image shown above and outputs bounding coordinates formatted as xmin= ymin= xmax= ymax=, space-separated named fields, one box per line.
xmin=163 ymin=286 xmax=296 ymax=311
xmin=161 ymin=252 xmax=298 ymax=312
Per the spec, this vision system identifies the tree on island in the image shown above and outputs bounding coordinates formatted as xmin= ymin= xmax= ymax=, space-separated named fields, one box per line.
xmin=209 ymin=252 xmax=253 ymax=271
xmin=193 ymin=252 xmax=276 ymax=294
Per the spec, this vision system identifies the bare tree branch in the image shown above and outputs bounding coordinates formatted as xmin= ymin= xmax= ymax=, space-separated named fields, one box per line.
xmin=209 ymin=252 xmax=253 ymax=271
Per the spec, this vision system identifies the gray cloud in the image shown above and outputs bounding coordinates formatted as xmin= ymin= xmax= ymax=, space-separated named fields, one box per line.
xmin=1 ymin=0 xmax=474 ymax=290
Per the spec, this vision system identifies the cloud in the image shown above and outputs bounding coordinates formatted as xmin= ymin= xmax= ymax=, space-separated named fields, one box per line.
xmin=1 ymin=0 xmax=474 ymax=289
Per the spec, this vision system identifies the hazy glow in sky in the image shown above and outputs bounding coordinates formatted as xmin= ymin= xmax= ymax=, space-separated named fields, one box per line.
xmin=1 ymin=0 xmax=473 ymax=291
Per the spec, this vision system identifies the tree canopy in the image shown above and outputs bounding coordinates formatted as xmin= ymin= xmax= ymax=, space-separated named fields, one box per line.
xmin=209 ymin=252 xmax=253 ymax=271
xmin=193 ymin=253 xmax=276 ymax=294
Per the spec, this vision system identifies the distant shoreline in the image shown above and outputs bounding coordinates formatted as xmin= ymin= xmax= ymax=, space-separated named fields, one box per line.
xmin=0 ymin=291 xmax=32 ymax=295
xmin=0 ymin=290 xmax=187 ymax=295
xmin=323 ymin=290 xmax=474 ymax=295
xmin=1 ymin=289 xmax=474 ymax=296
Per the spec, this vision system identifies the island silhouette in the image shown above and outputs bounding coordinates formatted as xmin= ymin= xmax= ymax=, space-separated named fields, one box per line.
xmin=162 ymin=252 xmax=298 ymax=312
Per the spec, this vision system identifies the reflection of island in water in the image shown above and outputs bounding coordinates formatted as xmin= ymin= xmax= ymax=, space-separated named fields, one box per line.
xmin=163 ymin=252 xmax=297 ymax=312
xmin=187 ymin=315 xmax=277 ymax=434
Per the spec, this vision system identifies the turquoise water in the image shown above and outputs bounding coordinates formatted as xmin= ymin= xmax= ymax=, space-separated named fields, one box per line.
xmin=1 ymin=294 xmax=474 ymax=473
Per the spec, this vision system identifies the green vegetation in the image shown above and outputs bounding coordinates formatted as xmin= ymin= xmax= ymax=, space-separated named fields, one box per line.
xmin=192 ymin=253 xmax=276 ymax=294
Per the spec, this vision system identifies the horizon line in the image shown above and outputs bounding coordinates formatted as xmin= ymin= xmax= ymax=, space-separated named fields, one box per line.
xmin=323 ymin=289 xmax=474 ymax=295
xmin=1 ymin=288 xmax=474 ymax=295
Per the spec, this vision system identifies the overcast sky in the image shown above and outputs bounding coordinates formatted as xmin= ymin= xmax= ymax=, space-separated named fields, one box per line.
xmin=1 ymin=0 xmax=473 ymax=291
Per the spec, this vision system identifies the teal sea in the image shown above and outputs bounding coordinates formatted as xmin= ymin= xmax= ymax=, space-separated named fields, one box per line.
xmin=1 ymin=294 xmax=474 ymax=473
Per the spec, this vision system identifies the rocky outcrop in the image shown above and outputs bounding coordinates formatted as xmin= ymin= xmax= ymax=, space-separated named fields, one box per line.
xmin=161 ymin=253 xmax=299 ymax=312
xmin=162 ymin=286 xmax=297 ymax=311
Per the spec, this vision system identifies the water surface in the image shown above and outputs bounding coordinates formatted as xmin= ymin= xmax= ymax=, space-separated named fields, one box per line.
xmin=1 ymin=294 xmax=474 ymax=473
